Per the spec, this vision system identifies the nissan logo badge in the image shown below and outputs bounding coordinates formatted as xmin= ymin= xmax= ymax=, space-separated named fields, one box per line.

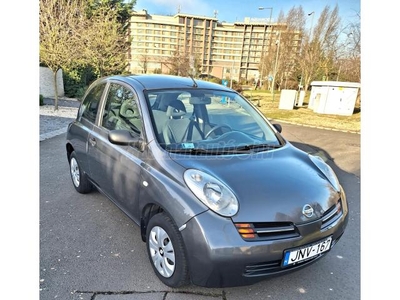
xmin=302 ymin=204 xmax=314 ymax=218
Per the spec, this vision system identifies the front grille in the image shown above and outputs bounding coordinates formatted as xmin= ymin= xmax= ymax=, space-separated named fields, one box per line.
xmin=244 ymin=260 xmax=281 ymax=276
xmin=254 ymin=222 xmax=299 ymax=239
xmin=235 ymin=222 xmax=300 ymax=241
xmin=243 ymin=253 xmax=325 ymax=277
xmin=235 ymin=200 xmax=343 ymax=241
xmin=240 ymin=201 xmax=344 ymax=277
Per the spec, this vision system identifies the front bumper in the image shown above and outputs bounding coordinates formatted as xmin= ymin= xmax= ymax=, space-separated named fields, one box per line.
xmin=180 ymin=205 xmax=348 ymax=288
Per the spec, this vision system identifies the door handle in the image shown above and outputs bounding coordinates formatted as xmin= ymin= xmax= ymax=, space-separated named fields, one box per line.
xmin=89 ymin=137 xmax=96 ymax=147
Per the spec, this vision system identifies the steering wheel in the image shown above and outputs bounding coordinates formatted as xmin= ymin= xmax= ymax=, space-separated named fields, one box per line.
xmin=205 ymin=124 xmax=232 ymax=139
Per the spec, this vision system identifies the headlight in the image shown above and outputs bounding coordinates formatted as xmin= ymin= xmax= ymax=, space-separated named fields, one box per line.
xmin=309 ymin=154 xmax=341 ymax=192
xmin=184 ymin=169 xmax=239 ymax=217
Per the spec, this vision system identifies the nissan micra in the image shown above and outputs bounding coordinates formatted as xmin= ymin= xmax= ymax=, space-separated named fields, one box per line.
xmin=66 ymin=74 xmax=348 ymax=288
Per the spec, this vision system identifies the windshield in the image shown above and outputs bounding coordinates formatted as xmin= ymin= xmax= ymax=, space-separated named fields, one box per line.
xmin=146 ymin=89 xmax=282 ymax=153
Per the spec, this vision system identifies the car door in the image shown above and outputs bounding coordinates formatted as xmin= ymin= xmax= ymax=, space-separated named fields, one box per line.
xmin=73 ymin=81 xmax=107 ymax=176
xmin=87 ymin=81 xmax=144 ymax=222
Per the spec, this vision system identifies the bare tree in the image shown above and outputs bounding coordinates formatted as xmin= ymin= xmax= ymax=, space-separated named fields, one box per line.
xmin=275 ymin=7 xmax=306 ymax=90
xmin=138 ymin=54 xmax=149 ymax=74
xmin=336 ymin=12 xmax=360 ymax=82
xmin=269 ymin=4 xmax=359 ymax=92
xmin=162 ymin=50 xmax=192 ymax=76
xmin=83 ymin=5 xmax=131 ymax=77
xmin=39 ymin=0 xmax=87 ymax=110
xmin=259 ymin=6 xmax=305 ymax=90
xmin=258 ymin=50 xmax=275 ymax=89
xmin=301 ymin=5 xmax=341 ymax=90
xmin=315 ymin=6 xmax=341 ymax=81
xmin=262 ymin=4 xmax=360 ymax=94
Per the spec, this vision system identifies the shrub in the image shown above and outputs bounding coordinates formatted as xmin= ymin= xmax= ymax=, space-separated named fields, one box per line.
xmin=208 ymin=77 xmax=222 ymax=84
xmin=63 ymin=67 xmax=96 ymax=99
xmin=40 ymin=94 xmax=44 ymax=106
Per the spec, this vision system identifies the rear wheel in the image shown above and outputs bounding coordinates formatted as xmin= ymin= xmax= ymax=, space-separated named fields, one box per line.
xmin=146 ymin=212 xmax=189 ymax=287
xmin=69 ymin=151 xmax=92 ymax=194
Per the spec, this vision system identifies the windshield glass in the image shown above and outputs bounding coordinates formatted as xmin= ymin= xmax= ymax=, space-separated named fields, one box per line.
xmin=146 ymin=89 xmax=282 ymax=153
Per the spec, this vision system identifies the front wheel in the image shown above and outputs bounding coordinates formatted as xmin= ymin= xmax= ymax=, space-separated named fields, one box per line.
xmin=69 ymin=151 xmax=92 ymax=194
xmin=146 ymin=213 xmax=189 ymax=287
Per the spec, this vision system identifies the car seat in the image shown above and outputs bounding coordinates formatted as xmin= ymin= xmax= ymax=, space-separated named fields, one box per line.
xmin=162 ymin=100 xmax=203 ymax=144
xmin=152 ymin=93 xmax=182 ymax=143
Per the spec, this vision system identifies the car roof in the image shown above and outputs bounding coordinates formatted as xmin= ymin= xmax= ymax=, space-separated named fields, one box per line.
xmin=108 ymin=74 xmax=231 ymax=91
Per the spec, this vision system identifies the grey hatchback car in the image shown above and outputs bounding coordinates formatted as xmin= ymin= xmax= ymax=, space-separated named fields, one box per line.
xmin=66 ymin=74 xmax=348 ymax=288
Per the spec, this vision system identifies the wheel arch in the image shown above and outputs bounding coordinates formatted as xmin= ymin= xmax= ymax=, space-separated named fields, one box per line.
xmin=140 ymin=203 xmax=164 ymax=242
xmin=66 ymin=143 xmax=74 ymax=162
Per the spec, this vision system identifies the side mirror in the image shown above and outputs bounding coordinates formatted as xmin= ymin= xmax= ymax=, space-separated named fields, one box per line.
xmin=108 ymin=130 xmax=145 ymax=151
xmin=273 ymin=124 xmax=282 ymax=133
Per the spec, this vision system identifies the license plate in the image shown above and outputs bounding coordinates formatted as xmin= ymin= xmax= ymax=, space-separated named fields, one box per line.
xmin=282 ymin=236 xmax=332 ymax=266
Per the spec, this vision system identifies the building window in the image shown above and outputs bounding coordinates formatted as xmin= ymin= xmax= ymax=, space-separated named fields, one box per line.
xmin=193 ymin=19 xmax=204 ymax=26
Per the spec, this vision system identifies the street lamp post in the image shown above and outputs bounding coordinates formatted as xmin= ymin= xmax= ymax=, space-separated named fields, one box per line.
xmin=308 ymin=11 xmax=315 ymax=40
xmin=258 ymin=6 xmax=273 ymax=90
xmin=299 ymin=11 xmax=315 ymax=91
xmin=230 ymin=60 xmax=234 ymax=89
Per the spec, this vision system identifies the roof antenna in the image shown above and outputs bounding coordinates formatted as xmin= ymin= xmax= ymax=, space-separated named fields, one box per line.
xmin=189 ymin=75 xmax=198 ymax=88
xmin=214 ymin=10 xmax=218 ymax=18
xmin=178 ymin=4 xmax=181 ymax=13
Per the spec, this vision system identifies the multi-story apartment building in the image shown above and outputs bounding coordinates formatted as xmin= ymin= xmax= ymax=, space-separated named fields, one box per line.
xmin=129 ymin=10 xmax=299 ymax=83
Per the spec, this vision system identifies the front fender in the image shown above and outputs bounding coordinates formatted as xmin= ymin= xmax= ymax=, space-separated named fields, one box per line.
xmin=138 ymin=143 xmax=209 ymax=233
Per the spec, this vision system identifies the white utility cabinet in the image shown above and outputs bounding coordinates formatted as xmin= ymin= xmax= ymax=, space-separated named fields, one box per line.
xmin=309 ymin=81 xmax=360 ymax=116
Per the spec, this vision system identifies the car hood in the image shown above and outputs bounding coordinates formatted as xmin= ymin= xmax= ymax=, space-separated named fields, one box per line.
xmin=169 ymin=143 xmax=340 ymax=224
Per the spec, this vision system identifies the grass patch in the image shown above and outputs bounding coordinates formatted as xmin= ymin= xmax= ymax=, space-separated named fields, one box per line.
xmin=243 ymin=90 xmax=361 ymax=133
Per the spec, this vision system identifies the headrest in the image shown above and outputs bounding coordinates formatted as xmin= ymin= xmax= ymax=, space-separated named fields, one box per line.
xmin=158 ymin=93 xmax=178 ymax=111
xmin=120 ymin=99 xmax=139 ymax=118
xmin=166 ymin=100 xmax=186 ymax=118
xmin=189 ymin=97 xmax=211 ymax=105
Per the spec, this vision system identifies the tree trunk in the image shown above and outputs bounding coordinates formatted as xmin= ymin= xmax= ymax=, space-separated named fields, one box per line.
xmin=53 ymin=70 xmax=59 ymax=111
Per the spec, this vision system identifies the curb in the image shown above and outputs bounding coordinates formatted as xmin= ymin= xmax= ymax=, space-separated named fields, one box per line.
xmin=40 ymin=126 xmax=69 ymax=142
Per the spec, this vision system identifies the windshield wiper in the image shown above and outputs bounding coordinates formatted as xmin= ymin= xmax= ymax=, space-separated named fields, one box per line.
xmin=168 ymin=148 xmax=221 ymax=155
xmin=167 ymin=144 xmax=281 ymax=155
xmin=234 ymin=144 xmax=282 ymax=152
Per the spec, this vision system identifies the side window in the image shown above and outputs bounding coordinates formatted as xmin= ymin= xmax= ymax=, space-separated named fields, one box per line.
xmin=81 ymin=83 xmax=106 ymax=123
xmin=101 ymin=83 xmax=142 ymax=135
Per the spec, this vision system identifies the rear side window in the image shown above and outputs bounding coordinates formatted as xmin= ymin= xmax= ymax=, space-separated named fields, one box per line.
xmin=80 ymin=83 xmax=106 ymax=123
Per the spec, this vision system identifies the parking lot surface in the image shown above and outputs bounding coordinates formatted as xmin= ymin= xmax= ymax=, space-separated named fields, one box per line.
xmin=39 ymin=101 xmax=360 ymax=300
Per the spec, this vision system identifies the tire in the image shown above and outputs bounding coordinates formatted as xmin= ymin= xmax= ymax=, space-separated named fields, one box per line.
xmin=146 ymin=212 xmax=189 ymax=287
xmin=69 ymin=151 xmax=92 ymax=194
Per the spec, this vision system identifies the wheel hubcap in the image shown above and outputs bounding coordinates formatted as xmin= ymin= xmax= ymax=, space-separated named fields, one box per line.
xmin=149 ymin=226 xmax=175 ymax=278
xmin=70 ymin=157 xmax=80 ymax=187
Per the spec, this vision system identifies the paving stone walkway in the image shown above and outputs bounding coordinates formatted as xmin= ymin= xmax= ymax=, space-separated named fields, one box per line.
xmin=40 ymin=98 xmax=80 ymax=141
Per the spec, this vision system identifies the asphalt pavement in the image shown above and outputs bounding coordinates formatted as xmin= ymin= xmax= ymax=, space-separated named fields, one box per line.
xmin=39 ymin=100 xmax=360 ymax=300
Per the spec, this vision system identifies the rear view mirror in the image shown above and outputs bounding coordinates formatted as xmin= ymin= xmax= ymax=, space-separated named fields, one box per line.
xmin=273 ymin=124 xmax=282 ymax=133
